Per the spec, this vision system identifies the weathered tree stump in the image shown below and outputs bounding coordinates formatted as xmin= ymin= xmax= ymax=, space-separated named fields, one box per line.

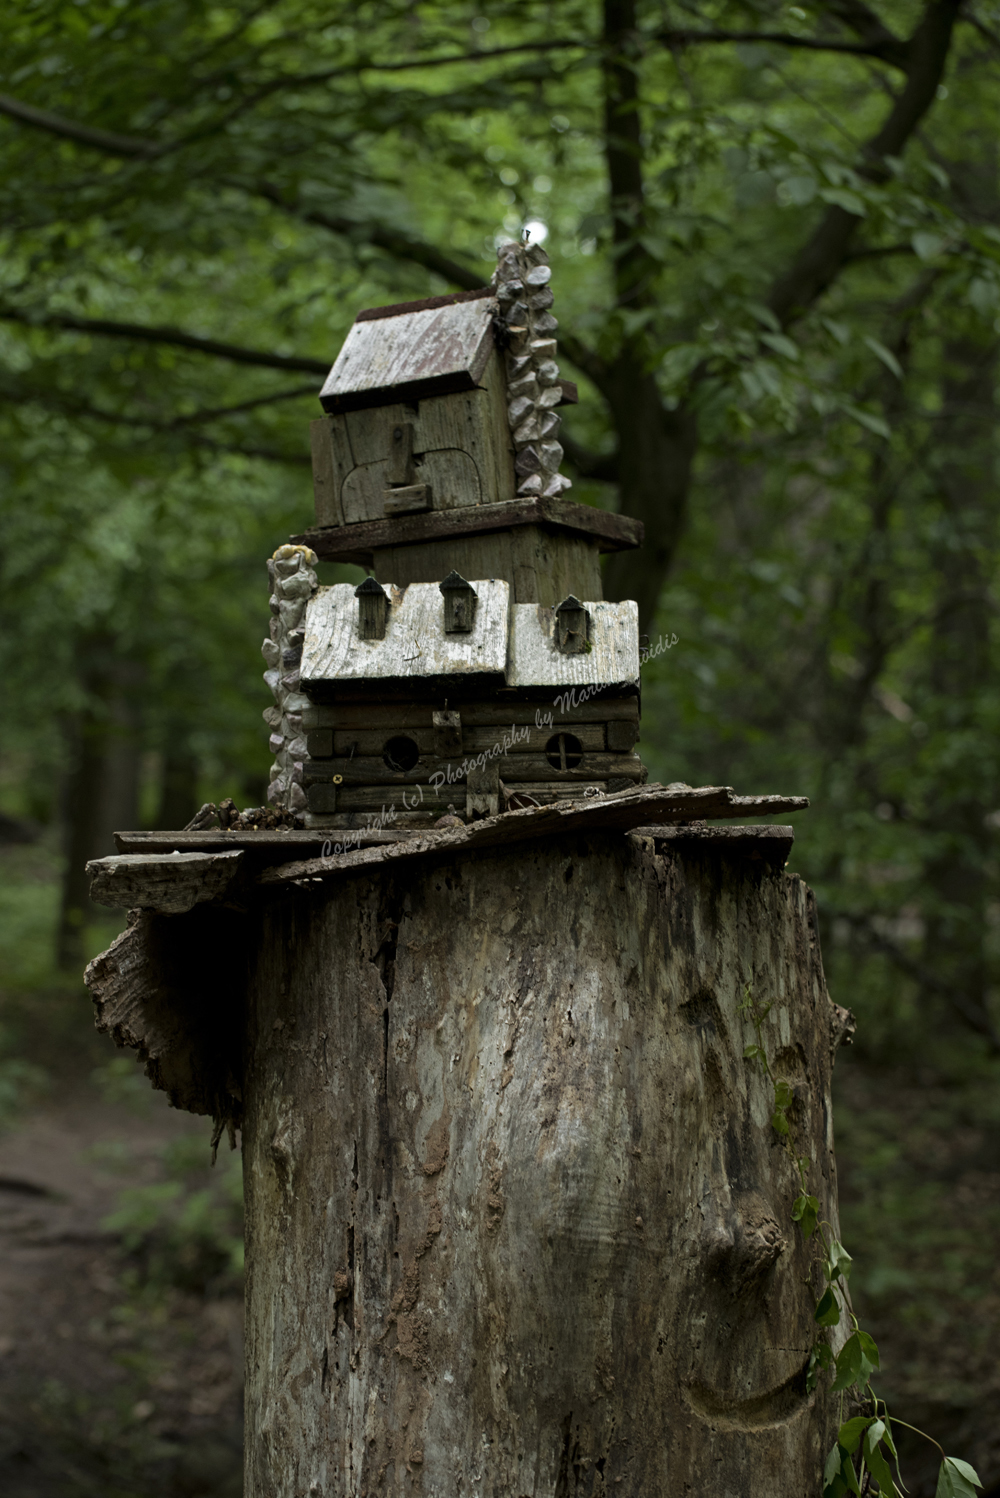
xmin=235 ymin=828 xmax=846 ymax=1495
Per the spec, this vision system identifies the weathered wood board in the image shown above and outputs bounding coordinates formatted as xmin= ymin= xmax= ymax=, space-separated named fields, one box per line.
xmin=507 ymin=599 xmax=640 ymax=688
xmin=302 ymin=696 xmax=640 ymax=730
xmin=308 ymin=722 xmax=609 ymax=758
xmin=292 ymin=495 xmax=643 ymax=567
xmin=302 ymin=750 xmax=645 ymax=787
xmin=261 ymin=784 xmax=809 ymax=885
xmin=319 ymin=294 xmax=496 ymax=411
xmin=372 ymin=526 xmax=603 ymax=605
xmin=301 ymin=580 xmax=510 ymax=685
xmin=86 ymin=850 xmax=244 ymax=914
xmin=312 ymin=339 xmax=517 ymax=521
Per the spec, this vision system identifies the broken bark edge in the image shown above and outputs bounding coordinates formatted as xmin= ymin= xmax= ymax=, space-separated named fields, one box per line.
xmin=85 ymin=906 xmax=247 ymax=1128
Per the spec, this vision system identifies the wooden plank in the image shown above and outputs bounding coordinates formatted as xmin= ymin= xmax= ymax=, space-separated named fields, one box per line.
xmin=630 ymin=824 xmax=795 ymax=863
xmin=259 ymin=785 xmax=810 ymax=886
xmin=508 ymin=528 xmax=603 ymax=605
xmin=309 ymin=418 xmax=348 ymax=527
xmin=335 ymin=786 xmax=454 ymax=811
xmin=320 ymin=298 xmax=496 ymax=413
xmin=113 ymin=829 xmax=409 ymax=854
xmin=304 ymin=750 xmax=642 ymax=786
xmin=479 ymin=342 xmax=517 ymax=505
xmin=302 ymin=696 xmax=640 ymax=730
xmin=315 ymin=722 xmax=607 ymax=757
xmin=507 ymin=600 xmax=640 ymax=688
xmin=292 ymin=496 xmax=644 ymax=563
xmin=87 ymin=850 xmax=243 ymax=914
xmin=373 ymin=534 xmax=514 ymax=597
xmin=418 ymin=448 xmax=480 ymax=510
xmin=301 ymin=580 xmax=510 ymax=684
xmin=383 ymin=483 xmax=432 ymax=517
xmin=341 ymin=409 xmax=389 ymax=521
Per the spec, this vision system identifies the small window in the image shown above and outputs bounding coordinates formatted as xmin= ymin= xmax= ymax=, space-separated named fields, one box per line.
xmin=383 ymin=735 xmax=420 ymax=772
xmin=545 ymin=733 xmax=583 ymax=771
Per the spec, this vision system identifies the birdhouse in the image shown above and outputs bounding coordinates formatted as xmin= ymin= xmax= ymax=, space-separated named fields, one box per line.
xmin=264 ymin=241 xmax=648 ymax=824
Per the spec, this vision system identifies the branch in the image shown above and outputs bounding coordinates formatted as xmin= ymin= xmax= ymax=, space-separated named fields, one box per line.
xmin=0 ymin=92 xmax=159 ymax=158
xmin=31 ymin=388 xmax=311 ymax=466
xmin=249 ymin=182 xmax=486 ymax=292
xmin=768 ymin=0 xmax=960 ymax=326
xmin=820 ymin=0 xmax=909 ymax=65
xmin=0 ymin=305 xmax=329 ymax=375
xmin=653 ymin=24 xmax=908 ymax=70
xmin=0 ymin=37 xmax=592 ymax=165
xmin=159 ymin=385 xmax=316 ymax=425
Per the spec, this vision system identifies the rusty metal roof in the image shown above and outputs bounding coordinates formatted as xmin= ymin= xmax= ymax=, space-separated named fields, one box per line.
xmin=319 ymin=290 xmax=498 ymax=413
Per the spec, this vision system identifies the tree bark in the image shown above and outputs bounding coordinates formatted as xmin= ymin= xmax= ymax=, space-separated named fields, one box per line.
xmin=57 ymin=637 xmax=142 ymax=970
xmin=242 ymin=830 xmax=846 ymax=1495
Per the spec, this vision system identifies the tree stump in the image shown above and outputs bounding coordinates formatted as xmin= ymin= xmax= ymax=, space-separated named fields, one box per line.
xmin=238 ymin=828 xmax=847 ymax=1495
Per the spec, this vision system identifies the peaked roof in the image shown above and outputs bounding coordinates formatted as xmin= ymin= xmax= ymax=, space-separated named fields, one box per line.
xmin=319 ymin=287 xmax=496 ymax=414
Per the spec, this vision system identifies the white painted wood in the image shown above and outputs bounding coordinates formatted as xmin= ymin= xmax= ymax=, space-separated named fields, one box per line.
xmin=321 ymin=299 xmax=495 ymax=404
xmin=507 ymin=599 xmax=640 ymax=687
xmin=301 ymin=580 xmax=510 ymax=683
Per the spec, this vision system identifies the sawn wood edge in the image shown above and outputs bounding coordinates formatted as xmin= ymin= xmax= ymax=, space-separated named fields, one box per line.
xmin=292 ymin=495 xmax=644 ymax=563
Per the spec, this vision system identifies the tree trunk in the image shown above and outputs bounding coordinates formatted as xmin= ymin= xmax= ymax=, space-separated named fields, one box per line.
xmin=921 ymin=330 xmax=998 ymax=1047
xmin=57 ymin=640 xmax=142 ymax=970
xmin=242 ymin=830 xmax=845 ymax=1495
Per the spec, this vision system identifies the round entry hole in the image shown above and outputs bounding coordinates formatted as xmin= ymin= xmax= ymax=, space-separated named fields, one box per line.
xmin=545 ymin=732 xmax=583 ymax=771
xmin=383 ymin=735 xmax=420 ymax=772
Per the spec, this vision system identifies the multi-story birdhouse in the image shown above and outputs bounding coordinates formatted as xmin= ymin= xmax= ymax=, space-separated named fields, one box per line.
xmin=263 ymin=241 xmax=647 ymax=829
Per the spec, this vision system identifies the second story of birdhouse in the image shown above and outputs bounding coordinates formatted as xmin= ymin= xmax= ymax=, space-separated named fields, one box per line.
xmin=298 ymin=573 xmax=638 ymax=703
xmin=309 ymin=284 xmax=577 ymax=529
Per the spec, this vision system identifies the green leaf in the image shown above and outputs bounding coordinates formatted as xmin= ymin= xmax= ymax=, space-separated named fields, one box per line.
xmin=815 ymin=1287 xmax=841 ymax=1326
xmin=863 ymin=336 xmax=903 ymax=379
xmin=832 ymin=1331 xmax=864 ymax=1391
xmin=791 ymin=1192 xmax=819 ymax=1239
xmin=838 ymin=1416 xmax=874 ymax=1455
xmin=820 ymin=187 xmax=866 ymax=216
xmin=773 ymin=1079 xmax=795 ymax=1108
xmin=857 ymin=1330 xmax=879 ymax=1370
xmin=824 ymin=1443 xmax=844 ymax=1487
xmin=759 ymin=331 xmax=799 ymax=360
xmin=771 ymin=1107 xmax=791 ymax=1136
xmin=743 ymin=1043 xmax=761 ymax=1060
xmin=864 ymin=1423 xmax=898 ymax=1496
xmin=936 ymin=1456 xmax=984 ymax=1498
xmin=913 ymin=230 xmax=946 ymax=260
xmin=807 ymin=1339 xmax=834 ymax=1390
xmin=747 ymin=302 xmax=780 ymax=332
xmin=847 ymin=405 xmax=891 ymax=440
xmin=823 ymin=1444 xmax=862 ymax=1497
xmin=829 ymin=1239 xmax=853 ymax=1280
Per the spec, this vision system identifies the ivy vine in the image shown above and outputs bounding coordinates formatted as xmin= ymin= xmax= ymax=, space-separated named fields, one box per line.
xmin=738 ymin=986 xmax=983 ymax=1498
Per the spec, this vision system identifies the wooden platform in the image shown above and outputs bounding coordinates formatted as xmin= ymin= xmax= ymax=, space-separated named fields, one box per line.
xmin=293 ymin=495 xmax=643 ymax=567
xmin=93 ymin=784 xmax=807 ymax=911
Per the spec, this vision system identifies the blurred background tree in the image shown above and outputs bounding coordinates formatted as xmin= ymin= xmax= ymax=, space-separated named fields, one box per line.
xmin=0 ymin=1 xmax=998 ymax=1494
